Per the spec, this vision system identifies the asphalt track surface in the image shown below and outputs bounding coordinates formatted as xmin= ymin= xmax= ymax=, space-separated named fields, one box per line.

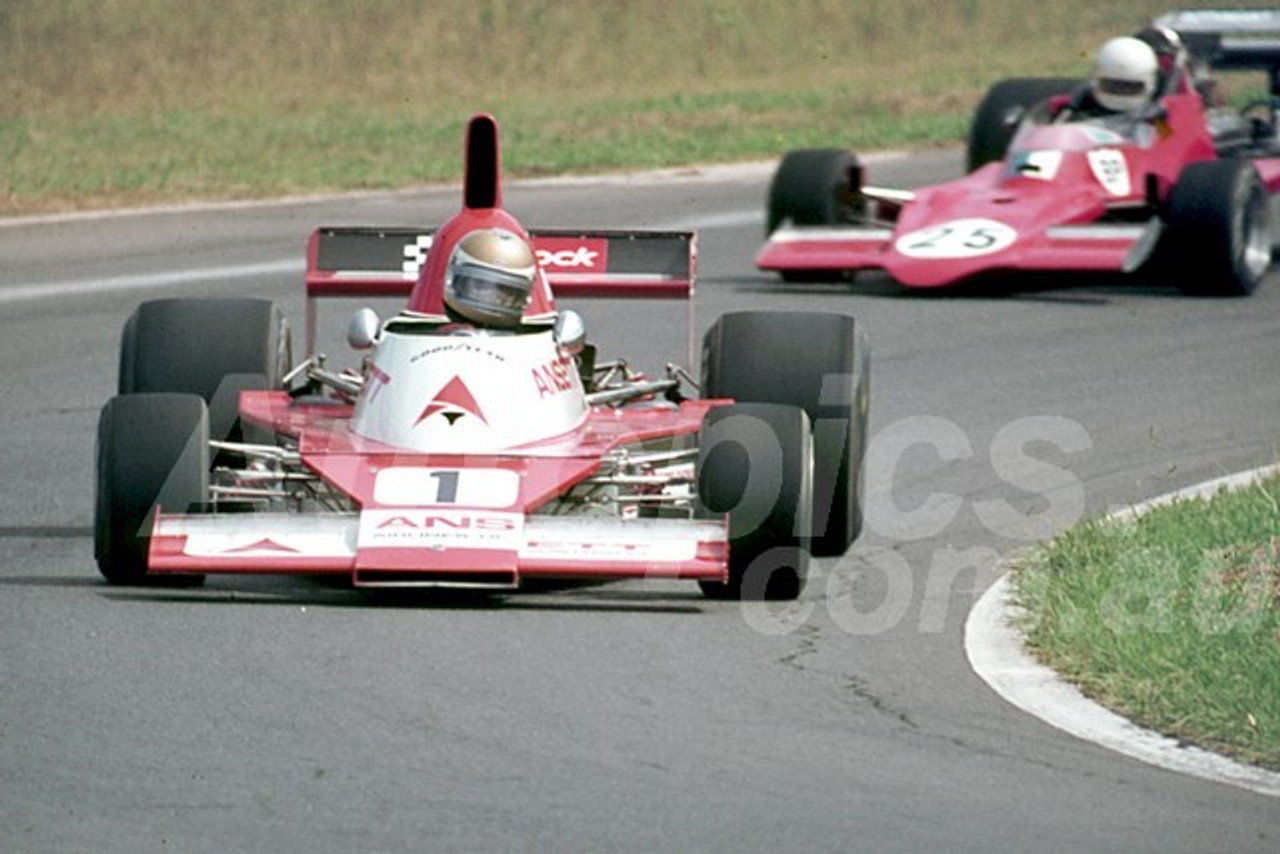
xmin=3 ymin=150 xmax=1279 ymax=852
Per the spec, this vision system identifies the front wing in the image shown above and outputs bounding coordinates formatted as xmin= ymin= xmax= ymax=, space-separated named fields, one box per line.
xmin=149 ymin=512 xmax=728 ymax=589
xmin=756 ymin=221 xmax=1162 ymax=288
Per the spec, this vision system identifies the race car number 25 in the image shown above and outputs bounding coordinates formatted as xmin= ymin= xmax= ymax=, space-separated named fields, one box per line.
xmin=895 ymin=218 xmax=1017 ymax=259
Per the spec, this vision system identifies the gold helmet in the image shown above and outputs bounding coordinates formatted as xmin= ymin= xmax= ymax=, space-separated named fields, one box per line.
xmin=444 ymin=229 xmax=537 ymax=327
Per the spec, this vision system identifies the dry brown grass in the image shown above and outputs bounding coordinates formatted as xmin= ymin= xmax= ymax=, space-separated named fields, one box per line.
xmin=1 ymin=0 xmax=1265 ymax=214
xmin=2 ymin=0 xmax=1202 ymax=118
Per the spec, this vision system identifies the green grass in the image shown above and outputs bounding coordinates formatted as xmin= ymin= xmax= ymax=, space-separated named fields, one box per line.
xmin=1011 ymin=477 xmax=1280 ymax=770
xmin=3 ymin=0 xmax=1264 ymax=215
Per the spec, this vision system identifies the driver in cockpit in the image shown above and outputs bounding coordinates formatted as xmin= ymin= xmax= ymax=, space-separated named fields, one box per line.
xmin=441 ymin=228 xmax=538 ymax=331
xmin=1056 ymin=35 xmax=1161 ymax=121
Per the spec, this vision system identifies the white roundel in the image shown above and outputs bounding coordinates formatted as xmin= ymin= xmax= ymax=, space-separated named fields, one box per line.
xmin=895 ymin=218 xmax=1018 ymax=259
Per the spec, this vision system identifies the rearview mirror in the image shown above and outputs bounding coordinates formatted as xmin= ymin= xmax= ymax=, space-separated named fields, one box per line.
xmin=554 ymin=309 xmax=587 ymax=356
xmin=347 ymin=308 xmax=382 ymax=350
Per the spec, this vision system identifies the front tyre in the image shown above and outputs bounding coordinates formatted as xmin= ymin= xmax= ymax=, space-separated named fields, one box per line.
xmin=766 ymin=148 xmax=861 ymax=236
xmin=697 ymin=403 xmax=813 ymax=601
xmin=95 ymin=393 xmax=209 ymax=585
xmin=1161 ymin=159 xmax=1272 ymax=296
xmin=702 ymin=311 xmax=869 ymax=557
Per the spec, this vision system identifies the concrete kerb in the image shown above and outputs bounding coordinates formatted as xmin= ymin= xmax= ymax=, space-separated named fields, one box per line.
xmin=965 ymin=464 xmax=1280 ymax=798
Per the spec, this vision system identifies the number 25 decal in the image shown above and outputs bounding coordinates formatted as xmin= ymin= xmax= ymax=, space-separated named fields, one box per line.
xmin=895 ymin=218 xmax=1017 ymax=259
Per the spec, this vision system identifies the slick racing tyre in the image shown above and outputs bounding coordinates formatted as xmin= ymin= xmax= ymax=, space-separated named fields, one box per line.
xmin=1161 ymin=159 xmax=1272 ymax=296
xmin=966 ymin=77 xmax=1081 ymax=172
xmin=95 ymin=393 xmax=209 ymax=586
xmin=118 ymin=297 xmax=292 ymax=442
xmin=766 ymin=147 xmax=862 ymax=237
xmin=696 ymin=403 xmax=813 ymax=601
xmin=702 ymin=311 xmax=869 ymax=557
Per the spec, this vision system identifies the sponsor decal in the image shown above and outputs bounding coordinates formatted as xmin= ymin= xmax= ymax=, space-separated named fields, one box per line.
xmin=180 ymin=531 xmax=355 ymax=559
xmin=895 ymin=218 xmax=1018 ymax=259
xmin=409 ymin=342 xmax=507 ymax=365
xmin=415 ymin=375 xmax=487 ymax=427
xmin=402 ymin=234 xmax=433 ymax=276
xmin=522 ymin=539 xmax=696 ymax=561
xmin=1087 ymin=149 xmax=1131 ymax=196
xmin=365 ymin=363 xmax=391 ymax=404
xmin=531 ymin=354 xmax=577 ymax=398
xmin=222 ymin=538 xmax=302 ymax=554
xmin=535 ymin=237 xmax=608 ymax=271
xmin=359 ymin=509 xmax=523 ymax=550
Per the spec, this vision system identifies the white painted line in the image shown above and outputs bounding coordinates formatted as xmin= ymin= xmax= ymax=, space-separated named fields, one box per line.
xmin=0 ymin=151 xmax=911 ymax=229
xmin=966 ymin=465 xmax=1280 ymax=797
xmin=0 ymin=203 xmax=756 ymax=306
xmin=0 ymin=149 xmax=900 ymax=304
xmin=0 ymin=259 xmax=303 ymax=305
xmin=663 ymin=209 xmax=762 ymax=232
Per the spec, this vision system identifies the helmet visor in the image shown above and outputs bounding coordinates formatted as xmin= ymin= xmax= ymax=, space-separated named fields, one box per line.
xmin=1097 ymin=77 xmax=1148 ymax=98
xmin=446 ymin=264 xmax=533 ymax=326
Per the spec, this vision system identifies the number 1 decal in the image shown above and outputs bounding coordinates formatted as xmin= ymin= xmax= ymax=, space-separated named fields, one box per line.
xmin=895 ymin=218 xmax=1017 ymax=259
xmin=373 ymin=467 xmax=521 ymax=508
xmin=428 ymin=470 xmax=460 ymax=504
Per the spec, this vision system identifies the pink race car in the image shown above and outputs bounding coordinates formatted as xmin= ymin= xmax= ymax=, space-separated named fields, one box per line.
xmin=756 ymin=9 xmax=1280 ymax=295
xmin=95 ymin=114 xmax=870 ymax=601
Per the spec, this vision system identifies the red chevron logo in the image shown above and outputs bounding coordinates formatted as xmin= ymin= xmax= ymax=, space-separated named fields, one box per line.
xmin=223 ymin=538 xmax=301 ymax=554
xmin=415 ymin=375 xmax=488 ymax=426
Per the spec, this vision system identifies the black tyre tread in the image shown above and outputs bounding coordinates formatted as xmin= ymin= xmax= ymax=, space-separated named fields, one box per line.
xmin=966 ymin=77 xmax=1081 ymax=172
xmin=95 ymin=393 xmax=209 ymax=585
xmin=1161 ymin=159 xmax=1271 ymax=296
xmin=696 ymin=403 xmax=812 ymax=601
xmin=119 ymin=297 xmax=290 ymax=441
xmin=702 ymin=311 xmax=869 ymax=557
xmin=766 ymin=148 xmax=860 ymax=236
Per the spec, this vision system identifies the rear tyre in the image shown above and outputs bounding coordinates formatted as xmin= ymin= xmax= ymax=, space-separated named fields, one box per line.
xmin=119 ymin=297 xmax=291 ymax=442
xmin=966 ymin=77 xmax=1081 ymax=172
xmin=1161 ymin=159 xmax=1272 ymax=296
xmin=697 ymin=403 xmax=812 ymax=601
xmin=95 ymin=393 xmax=209 ymax=585
xmin=702 ymin=311 xmax=869 ymax=557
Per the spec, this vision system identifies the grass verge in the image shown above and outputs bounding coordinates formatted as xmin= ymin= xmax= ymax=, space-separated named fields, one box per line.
xmin=0 ymin=90 xmax=973 ymax=214
xmin=1010 ymin=476 xmax=1280 ymax=771
xmin=2 ymin=0 xmax=1257 ymax=215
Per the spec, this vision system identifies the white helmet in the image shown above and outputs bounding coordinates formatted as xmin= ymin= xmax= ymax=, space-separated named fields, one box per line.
xmin=444 ymin=228 xmax=537 ymax=327
xmin=1092 ymin=36 xmax=1158 ymax=113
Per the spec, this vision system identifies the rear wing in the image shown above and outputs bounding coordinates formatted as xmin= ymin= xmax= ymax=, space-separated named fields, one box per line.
xmin=1156 ymin=9 xmax=1280 ymax=91
xmin=304 ymin=227 xmax=697 ymax=355
xmin=307 ymin=227 xmax=696 ymax=299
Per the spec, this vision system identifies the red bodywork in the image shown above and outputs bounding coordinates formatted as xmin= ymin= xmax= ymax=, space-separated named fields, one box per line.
xmin=149 ymin=390 xmax=728 ymax=585
xmin=757 ymin=87 xmax=1280 ymax=288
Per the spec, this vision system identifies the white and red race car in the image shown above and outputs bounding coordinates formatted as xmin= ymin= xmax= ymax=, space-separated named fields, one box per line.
xmin=95 ymin=114 xmax=870 ymax=600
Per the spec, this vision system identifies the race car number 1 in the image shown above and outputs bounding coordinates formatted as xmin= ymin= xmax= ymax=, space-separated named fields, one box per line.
xmin=895 ymin=218 xmax=1017 ymax=259
xmin=373 ymin=467 xmax=520 ymax=508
